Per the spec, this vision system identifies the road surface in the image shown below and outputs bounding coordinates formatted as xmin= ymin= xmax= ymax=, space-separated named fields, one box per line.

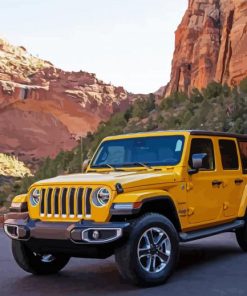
xmin=0 ymin=229 xmax=246 ymax=296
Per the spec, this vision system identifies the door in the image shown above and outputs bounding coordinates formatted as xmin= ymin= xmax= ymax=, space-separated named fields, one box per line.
xmin=217 ymin=139 xmax=245 ymax=217
xmin=187 ymin=137 xmax=222 ymax=224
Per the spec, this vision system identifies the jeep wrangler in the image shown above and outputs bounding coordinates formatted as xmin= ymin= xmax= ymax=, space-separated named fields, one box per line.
xmin=4 ymin=130 xmax=247 ymax=286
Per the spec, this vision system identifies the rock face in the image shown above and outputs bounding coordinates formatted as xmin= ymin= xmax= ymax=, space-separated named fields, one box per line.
xmin=165 ymin=0 xmax=247 ymax=96
xmin=0 ymin=38 xmax=139 ymax=162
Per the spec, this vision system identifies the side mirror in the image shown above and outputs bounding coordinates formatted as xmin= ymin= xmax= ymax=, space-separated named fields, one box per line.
xmin=82 ymin=159 xmax=91 ymax=173
xmin=188 ymin=153 xmax=207 ymax=175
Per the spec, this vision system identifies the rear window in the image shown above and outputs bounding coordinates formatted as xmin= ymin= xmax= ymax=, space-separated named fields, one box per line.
xmin=238 ymin=141 xmax=247 ymax=173
xmin=219 ymin=140 xmax=239 ymax=170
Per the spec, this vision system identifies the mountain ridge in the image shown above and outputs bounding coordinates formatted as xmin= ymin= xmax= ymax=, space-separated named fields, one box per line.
xmin=0 ymin=38 xmax=143 ymax=164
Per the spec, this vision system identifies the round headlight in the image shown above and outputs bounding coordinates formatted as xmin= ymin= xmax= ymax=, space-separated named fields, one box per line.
xmin=92 ymin=187 xmax=111 ymax=207
xmin=30 ymin=188 xmax=41 ymax=206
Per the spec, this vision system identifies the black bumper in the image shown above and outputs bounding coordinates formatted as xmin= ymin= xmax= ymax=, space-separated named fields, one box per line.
xmin=4 ymin=215 xmax=130 ymax=258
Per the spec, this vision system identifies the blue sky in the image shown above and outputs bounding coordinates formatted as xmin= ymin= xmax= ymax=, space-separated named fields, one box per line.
xmin=0 ymin=0 xmax=187 ymax=93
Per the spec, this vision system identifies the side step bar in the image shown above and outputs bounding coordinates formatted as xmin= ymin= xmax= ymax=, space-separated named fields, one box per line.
xmin=179 ymin=220 xmax=245 ymax=242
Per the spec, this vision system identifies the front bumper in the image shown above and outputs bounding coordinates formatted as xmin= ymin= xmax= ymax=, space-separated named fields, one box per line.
xmin=4 ymin=213 xmax=130 ymax=258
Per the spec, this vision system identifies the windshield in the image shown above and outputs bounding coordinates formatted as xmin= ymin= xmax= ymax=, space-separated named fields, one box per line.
xmin=91 ymin=136 xmax=185 ymax=168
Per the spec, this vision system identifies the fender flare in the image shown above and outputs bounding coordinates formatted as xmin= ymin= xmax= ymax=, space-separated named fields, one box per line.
xmin=110 ymin=190 xmax=181 ymax=230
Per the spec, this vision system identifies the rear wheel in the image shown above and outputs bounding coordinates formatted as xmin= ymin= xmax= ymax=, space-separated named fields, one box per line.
xmin=12 ymin=240 xmax=70 ymax=275
xmin=115 ymin=213 xmax=179 ymax=286
xmin=236 ymin=222 xmax=247 ymax=252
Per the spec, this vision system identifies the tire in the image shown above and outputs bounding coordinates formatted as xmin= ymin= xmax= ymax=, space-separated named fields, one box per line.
xmin=12 ymin=240 xmax=70 ymax=275
xmin=236 ymin=222 xmax=247 ymax=252
xmin=115 ymin=213 xmax=180 ymax=286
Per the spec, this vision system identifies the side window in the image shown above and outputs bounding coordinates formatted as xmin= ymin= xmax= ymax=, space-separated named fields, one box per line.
xmin=189 ymin=138 xmax=215 ymax=170
xmin=219 ymin=140 xmax=239 ymax=170
xmin=238 ymin=141 xmax=247 ymax=173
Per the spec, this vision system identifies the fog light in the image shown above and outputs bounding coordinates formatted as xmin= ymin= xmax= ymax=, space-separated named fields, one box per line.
xmin=92 ymin=230 xmax=100 ymax=240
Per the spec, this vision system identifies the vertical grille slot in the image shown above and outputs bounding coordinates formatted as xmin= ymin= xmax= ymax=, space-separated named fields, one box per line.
xmin=61 ymin=188 xmax=68 ymax=217
xmin=40 ymin=189 xmax=46 ymax=216
xmin=47 ymin=188 xmax=53 ymax=217
xmin=85 ymin=188 xmax=92 ymax=216
xmin=69 ymin=188 xmax=76 ymax=217
xmin=77 ymin=188 xmax=84 ymax=217
xmin=54 ymin=188 xmax=60 ymax=217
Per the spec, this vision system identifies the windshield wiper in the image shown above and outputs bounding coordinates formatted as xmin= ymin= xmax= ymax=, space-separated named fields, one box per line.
xmin=122 ymin=162 xmax=163 ymax=171
xmin=94 ymin=164 xmax=125 ymax=172
xmin=133 ymin=162 xmax=153 ymax=169
xmin=118 ymin=162 xmax=153 ymax=169
xmin=105 ymin=164 xmax=117 ymax=171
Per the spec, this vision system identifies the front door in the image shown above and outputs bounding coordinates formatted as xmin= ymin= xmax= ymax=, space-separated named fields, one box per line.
xmin=187 ymin=137 xmax=222 ymax=224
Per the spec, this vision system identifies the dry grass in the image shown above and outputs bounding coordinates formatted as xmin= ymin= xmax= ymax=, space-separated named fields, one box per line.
xmin=0 ymin=153 xmax=32 ymax=177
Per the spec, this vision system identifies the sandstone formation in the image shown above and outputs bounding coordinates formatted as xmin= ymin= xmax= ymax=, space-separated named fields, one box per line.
xmin=165 ymin=0 xmax=247 ymax=96
xmin=0 ymin=38 xmax=139 ymax=162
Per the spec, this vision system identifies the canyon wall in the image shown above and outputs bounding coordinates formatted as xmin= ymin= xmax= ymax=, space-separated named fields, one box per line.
xmin=165 ymin=0 xmax=247 ymax=96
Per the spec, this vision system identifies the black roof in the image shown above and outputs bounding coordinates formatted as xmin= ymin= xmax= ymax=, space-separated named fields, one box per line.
xmin=116 ymin=130 xmax=247 ymax=140
xmin=189 ymin=130 xmax=247 ymax=139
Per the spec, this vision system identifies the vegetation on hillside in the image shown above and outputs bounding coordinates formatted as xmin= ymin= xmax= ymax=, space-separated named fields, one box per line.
xmin=2 ymin=78 xmax=247 ymax=202
xmin=0 ymin=154 xmax=32 ymax=209
xmin=0 ymin=153 xmax=32 ymax=177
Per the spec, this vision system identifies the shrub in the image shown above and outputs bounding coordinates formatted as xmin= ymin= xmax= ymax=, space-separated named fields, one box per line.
xmin=132 ymin=95 xmax=155 ymax=119
xmin=240 ymin=77 xmax=247 ymax=94
xmin=202 ymin=81 xmax=223 ymax=99
xmin=190 ymin=88 xmax=204 ymax=103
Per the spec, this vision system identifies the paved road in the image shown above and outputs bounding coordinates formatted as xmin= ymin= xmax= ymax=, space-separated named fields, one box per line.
xmin=0 ymin=230 xmax=247 ymax=296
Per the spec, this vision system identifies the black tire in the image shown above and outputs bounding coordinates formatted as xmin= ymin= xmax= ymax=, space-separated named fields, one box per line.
xmin=115 ymin=213 xmax=180 ymax=286
xmin=12 ymin=240 xmax=70 ymax=275
xmin=236 ymin=222 xmax=247 ymax=252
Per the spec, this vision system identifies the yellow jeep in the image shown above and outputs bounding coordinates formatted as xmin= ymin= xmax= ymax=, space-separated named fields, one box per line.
xmin=4 ymin=130 xmax=247 ymax=286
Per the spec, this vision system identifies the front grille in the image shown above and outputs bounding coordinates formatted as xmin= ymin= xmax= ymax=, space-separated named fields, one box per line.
xmin=40 ymin=187 xmax=92 ymax=219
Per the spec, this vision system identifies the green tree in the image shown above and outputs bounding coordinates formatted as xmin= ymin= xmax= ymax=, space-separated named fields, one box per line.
xmin=202 ymin=81 xmax=223 ymax=100
xmin=240 ymin=77 xmax=247 ymax=94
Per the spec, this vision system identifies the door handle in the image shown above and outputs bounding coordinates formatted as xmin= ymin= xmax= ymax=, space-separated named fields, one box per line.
xmin=235 ymin=179 xmax=244 ymax=185
xmin=212 ymin=180 xmax=223 ymax=186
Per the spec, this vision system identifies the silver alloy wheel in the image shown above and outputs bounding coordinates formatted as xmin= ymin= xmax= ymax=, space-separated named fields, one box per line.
xmin=137 ymin=227 xmax=171 ymax=273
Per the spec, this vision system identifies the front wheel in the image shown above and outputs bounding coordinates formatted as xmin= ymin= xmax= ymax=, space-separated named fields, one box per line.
xmin=115 ymin=213 xmax=179 ymax=286
xmin=12 ymin=240 xmax=70 ymax=275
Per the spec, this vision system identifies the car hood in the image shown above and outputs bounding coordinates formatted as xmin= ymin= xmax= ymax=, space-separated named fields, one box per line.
xmin=33 ymin=170 xmax=179 ymax=190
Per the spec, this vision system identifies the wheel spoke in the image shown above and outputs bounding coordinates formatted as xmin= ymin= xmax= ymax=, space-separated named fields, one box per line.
xmin=146 ymin=255 xmax=152 ymax=272
xmin=156 ymin=233 xmax=167 ymax=247
xmin=150 ymin=255 xmax=156 ymax=272
xmin=164 ymin=238 xmax=171 ymax=255
xmin=146 ymin=230 xmax=155 ymax=246
xmin=139 ymin=247 xmax=150 ymax=258
xmin=157 ymin=251 xmax=169 ymax=263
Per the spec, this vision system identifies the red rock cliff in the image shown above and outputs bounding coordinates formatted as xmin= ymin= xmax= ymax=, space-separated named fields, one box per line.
xmin=0 ymin=39 xmax=140 ymax=162
xmin=165 ymin=0 xmax=247 ymax=96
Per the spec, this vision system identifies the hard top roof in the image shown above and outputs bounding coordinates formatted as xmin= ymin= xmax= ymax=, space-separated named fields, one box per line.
xmin=106 ymin=130 xmax=247 ymax=140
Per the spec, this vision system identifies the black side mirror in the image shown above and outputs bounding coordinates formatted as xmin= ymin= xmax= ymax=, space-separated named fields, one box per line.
xmin=188 ymin=153 xmax=207 ymax=175
xmin=82 ymin=159 xmax=91 ymax=173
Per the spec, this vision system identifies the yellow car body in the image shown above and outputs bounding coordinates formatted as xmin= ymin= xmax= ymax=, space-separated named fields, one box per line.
xmin=11 ymin=130 xmax=247 ymax=230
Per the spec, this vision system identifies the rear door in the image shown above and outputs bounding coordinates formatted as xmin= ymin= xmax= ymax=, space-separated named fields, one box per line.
xmin=217 ymin=138 xmax=245 ymax=217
